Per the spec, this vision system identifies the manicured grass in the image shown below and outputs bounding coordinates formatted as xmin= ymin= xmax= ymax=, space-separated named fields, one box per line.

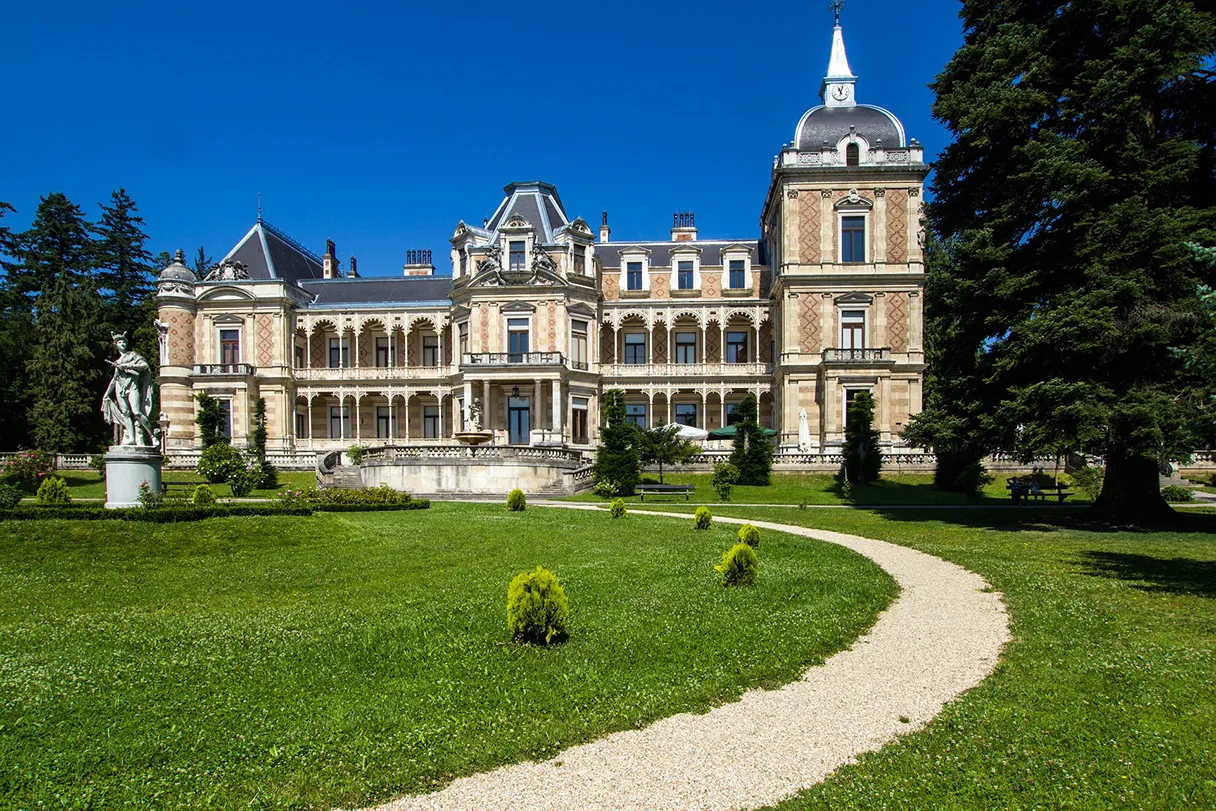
xmin=563 ymin=471 xmax=1090 ymax=507
xmin=0 ymin=503 xmax=895 ymax=809
xmin=51 ymin=469 xmax=316 ymax=500
xmin=639 ymin=505 xmax=1215 ymax=810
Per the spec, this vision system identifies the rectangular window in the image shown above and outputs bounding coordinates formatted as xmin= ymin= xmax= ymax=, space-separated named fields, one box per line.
xmin=376 ymin=406 xmax=392 ymax=439
xmin=677 ymin=260 xmax=694 ymax=290
xmin=294 ymin=345 xmax=305 ymax=369
xmin=572 ymin=397 xmax=589 ymax=443
xmin=625 ymin=404 xmax=647 ymax=428
xmin=218 ymin=399 xmax=232 ymax=438
xmin=422 ymin=335 xmax=439 ymax=367
xmin=675 ymin=403 xmax=697 ymax=427
xmin=573 ymin=248 xmax=586 ymax=276
xmin=295 ymin=411 xmax=306 ymax=439
xmin=729 ymin=259 xmax=746 ymax=289
xmin=571 ymin=320 xmax=589 ymax=368
xmin=329 ymin=405 xmax=351 ymax=439
xmin=508 ymin=318 xmax=529 ymax=359
xmin=841 ymin=310 xmax=865 ymax=349
xmin=328 ymin=337 xmax=350 ymax=368
xmin=458 ymin=322 xmax=469 ymax=356
xmin=220 ymin=329 xmax=240 ymax=367
xmin=726 ymin=331 xmax=748 ymax=364
xmin=423 ymin=406 xmax=439 ymax=439
xmin=375 ymin=337 xmax=389 ymax=368
xmin=842 ymin=216 xmax=866 ymax=263
xmin=509 ymin=240 xmax=526 ymax=271
xmin=624 ymin=333 xmax=646 ymax=365
xmin=726 ymin=402 xmax=740 ymax=425
xmin=675 ymin=332 xmax=697 ymax=364
xmin=626 ymin=261 xmax=642 ymax=291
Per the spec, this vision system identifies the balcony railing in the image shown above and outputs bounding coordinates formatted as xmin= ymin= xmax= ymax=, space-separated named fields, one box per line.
xmin=822 ymin=348 xmax=892 ymax=363
xmin=600 ymin=361 xmax=773 ymax=378
xmin=194 ymin=363 xmax=255 ymax=376
xmin=293 ymin=365 xmax=452 ymax=381
xmin=462 ymin=352 xmax=566 ymax=367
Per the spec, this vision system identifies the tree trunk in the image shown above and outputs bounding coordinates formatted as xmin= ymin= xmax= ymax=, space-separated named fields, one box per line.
xmin=1089 ymin=446 xmax=1175 ymax=525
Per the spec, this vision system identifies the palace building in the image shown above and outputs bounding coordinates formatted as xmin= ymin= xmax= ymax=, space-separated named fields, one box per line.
xmin=154 ymin=20 xmax=927 ymax=464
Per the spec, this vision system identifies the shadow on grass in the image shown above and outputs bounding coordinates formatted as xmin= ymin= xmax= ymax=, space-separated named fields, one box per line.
xmin=1075 ymin=550 xmax=1216 ymax=597
xmin=865 ymin=504 xmax=1216 ymax=536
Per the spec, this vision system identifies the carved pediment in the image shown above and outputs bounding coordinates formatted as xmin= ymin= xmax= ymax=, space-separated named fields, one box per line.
xmin=502 ymin=212 xmax=532 ymax=231
xmin=833 ymin=188 xmax=874 ymax=210
xmin=567 ymin=302 xmax=596 ymax=317
xmin=203 ymin=260 xmax=250 ymax=282
xmin=835 ymin=292 xmax=874 ymax=305
xmin=569 ymin=217 xmax=592 ymax=236
xmin=501 ymin=301 xmax=536 ymax=313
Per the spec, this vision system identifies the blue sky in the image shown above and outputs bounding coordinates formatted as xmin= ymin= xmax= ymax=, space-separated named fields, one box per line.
xmin=1 ymin=0 xmax=964 ymax=277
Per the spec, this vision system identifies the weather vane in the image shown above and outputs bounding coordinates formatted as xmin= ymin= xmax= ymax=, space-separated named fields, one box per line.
xmin=830 ymin=0 xmax=845 ymax=24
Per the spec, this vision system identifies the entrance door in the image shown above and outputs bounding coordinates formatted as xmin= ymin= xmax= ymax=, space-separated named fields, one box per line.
xmin=508 ymin=395 xmax=530 ymax=444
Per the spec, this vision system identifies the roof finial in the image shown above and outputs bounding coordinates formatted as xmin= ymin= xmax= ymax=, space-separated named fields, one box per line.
xmin=830 ymin=0 xmax=844 ymax=25
xmin=257 ymin=192 xmax=262 ymax=223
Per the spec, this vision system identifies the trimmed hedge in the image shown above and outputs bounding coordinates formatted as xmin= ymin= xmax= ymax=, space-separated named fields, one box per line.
xmin=716 ymin=541 xmax=759 ymax=587
xmin=738 ymin=523 xmax=761 ymax=548
xmin=610 ymin=498 xmax=626 ymax=518
xmin=507 ymin=489 xmax=527 ymax=511
xmin=694 ymin=506 xmax=712 ymax=530
xmin=507 ymin=565 xmax=570 ymax=645
xmin=0 ymin=500 xmax=430 ymax=522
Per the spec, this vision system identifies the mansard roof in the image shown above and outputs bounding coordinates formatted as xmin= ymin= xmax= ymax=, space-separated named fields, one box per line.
xmin=795 ymin=104 xmax=906 ymax=150
xmin=483 ymin=181 xmax=570 ymax=244
xmin=221 ymin=220 xmax=324 ymax=282
xmin=594 ymin=239 xmax=767 ymax=269
xmin=300 ymin=276 xmax=452 ymax=306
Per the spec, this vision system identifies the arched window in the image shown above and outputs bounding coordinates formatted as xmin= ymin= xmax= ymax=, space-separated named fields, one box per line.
xmin=846 ymin=143 xmax=860 ymax=167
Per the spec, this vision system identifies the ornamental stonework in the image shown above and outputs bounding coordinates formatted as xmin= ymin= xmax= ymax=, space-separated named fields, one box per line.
xmin=799 ymin=296 xmax=822 ymax=353
xmin=255 ymin=314 xmax=274 ymax=367
xmin=547 ymin=301 xmax=557 ymax=352
xmin=603 ymin=273 xmax=619 ymax=301
xmin=600 ymin=323 xmax=615 ymax=363
xmin=479 ymin=304 xmax=489 ymax=351
xmin=650 ymin=272 xmax=670 ymax=299
xmin=653 ymin=326 xmax=667 ymax=363
xmin=759 ymin=322 xmax=772 ymax=363
xmin=706 ymin=325 xmax=721 ymax=362
xmin=886 ymin=189 xmax=908 ymax=264
xmin=703 ymin=271 xmax=721 ymax=298
xmin=798 ymin=195 xmax=821 ymax=264
xmin=887 ymin=292 xmax=909 ymax=353
xmin=166 ymin=310 xmax=195 ymax=367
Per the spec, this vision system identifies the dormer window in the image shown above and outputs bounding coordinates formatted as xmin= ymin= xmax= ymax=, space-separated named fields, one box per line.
xmin=846 ymin=143 xmax=860 ymax=167
xmin=729 ymin=260 xmax=746 ymax=289
xmin=677 ymin=261 xmax=694 ymax=290
xmin=509 ymin=241 xmax=526 ymax=271
xmin=573 ymin=247 xmax=586 ymax=276
xmin=626 ymin=261 xmax=643 ymax=291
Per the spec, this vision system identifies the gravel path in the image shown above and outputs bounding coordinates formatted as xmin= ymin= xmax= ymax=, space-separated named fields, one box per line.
xmin=360 ymin=506 xmax=1010 ymax=811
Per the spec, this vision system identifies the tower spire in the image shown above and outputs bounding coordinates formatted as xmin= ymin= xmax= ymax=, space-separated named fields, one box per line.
xmin=820 ymin=4 xmax=857 ymax=107
xmin=830 ymin=0 xmax=844 ymax=25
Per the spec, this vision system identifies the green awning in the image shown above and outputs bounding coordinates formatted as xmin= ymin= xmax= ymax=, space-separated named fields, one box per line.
xmin=707 ymin=424 xmax=778 ymax=439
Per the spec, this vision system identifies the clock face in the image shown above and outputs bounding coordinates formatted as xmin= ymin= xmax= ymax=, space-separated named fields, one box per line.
xmin=832 ymin=84 xmax=851 ymax=101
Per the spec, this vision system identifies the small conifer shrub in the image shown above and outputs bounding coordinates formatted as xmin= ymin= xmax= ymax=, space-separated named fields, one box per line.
xmin=36 ymin=475 xmax=71 ymax=505
xmin=716 ymin=541 xmax=759 ymax=587
xmin=694 ymin=506 xmax=712 ymax=530
xmin=610 ymin=498 xmax=626 ymax=518
xmin=506 ymin=565 xmax=570 ymax=645
xmin=507 ymin=488 xmax=527 ymax=511
xmin=192 ymin=483 xmax=217 ymax=505
xmin=737 ymin=523 xmax=761 ymax=548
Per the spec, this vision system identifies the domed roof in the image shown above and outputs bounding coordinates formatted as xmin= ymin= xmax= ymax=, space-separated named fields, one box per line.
xmin=158 ymin=249 xmax=196 ymax=283
xmin=795 ymin=104 xmax=906 ymax=151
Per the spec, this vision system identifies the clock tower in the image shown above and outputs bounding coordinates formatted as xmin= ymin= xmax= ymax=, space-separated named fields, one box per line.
xmin=820 ymin=17 xmax=857 ymax=109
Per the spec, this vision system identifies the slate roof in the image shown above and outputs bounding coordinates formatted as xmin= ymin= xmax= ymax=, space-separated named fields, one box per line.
xmin=221 ymin=220 xmax=324 ymax=282
xmin=594 ymin=240 xmax=767 ymax=269
xmin=300 ymin=276 xmax=453 ymax=306
xmin=484 ymin=182 xmax=570 ymax=244
xmin=794 ymin=104 xmax=906 ymax=151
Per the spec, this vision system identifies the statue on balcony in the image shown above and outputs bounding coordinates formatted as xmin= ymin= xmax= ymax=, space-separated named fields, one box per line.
xmin=466 ymin=397 xmax=484 ymax=432
xmin=102 ymin=332 xmax=156 ymax=447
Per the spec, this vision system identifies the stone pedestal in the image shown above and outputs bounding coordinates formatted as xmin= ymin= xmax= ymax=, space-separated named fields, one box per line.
xmin=104 ymin=446 xmax=163 ymax=509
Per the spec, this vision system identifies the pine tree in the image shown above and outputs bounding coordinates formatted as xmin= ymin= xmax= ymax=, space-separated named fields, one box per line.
xmin=193 ymin=246 xmax=212 ymax=277
xmin=95 ymin=188 xmax=154 ymax=337
xmin=729 ymin=394 xmax=773 ymax=486
xmin=842 ymin=391 xmax=882 ymax=485
xmin=924 ymin=0 xmax=1216 ymax=523
xmin=0 ymin=201 xmax=34 ymax=450
xmin=593 ymin=389 xmax=641 ymax=495
xmin=21 ymin=194 xmax=103 ymax=451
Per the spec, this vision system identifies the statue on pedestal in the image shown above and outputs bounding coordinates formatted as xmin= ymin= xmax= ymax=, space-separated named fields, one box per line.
xmin=102 ymin=332 xmax=156 ymax=447
xmin=466 ymin=397 xmax=484 ymax=432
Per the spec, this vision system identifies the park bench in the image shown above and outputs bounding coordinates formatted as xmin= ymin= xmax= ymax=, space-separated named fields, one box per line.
xmin=1006 ymin=478 xmax=1072 ymax=504
xmin=636 ymin=483 xmax=696 ymax=502
xmin=161 ymin=480 xmax=199 ymax=498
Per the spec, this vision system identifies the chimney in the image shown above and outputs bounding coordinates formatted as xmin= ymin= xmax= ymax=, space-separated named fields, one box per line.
xmin=323 ymin=239 xmax=338 ymax=279
xmin=403 ymin=248 xmax=435 ymax=277
xmin=348 ymin=256 xmax=359 ymax=278
xmin=599 ymin=211 xmax=610 ymax=243
xmin=671 ymin=211 xmax=697 ymax=241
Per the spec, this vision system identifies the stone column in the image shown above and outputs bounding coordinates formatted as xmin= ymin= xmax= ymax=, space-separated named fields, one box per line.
xmin=551 ymin=378 xmax=561 ymax=435
xmin=533 ymin=379 xmax=542 ymax=441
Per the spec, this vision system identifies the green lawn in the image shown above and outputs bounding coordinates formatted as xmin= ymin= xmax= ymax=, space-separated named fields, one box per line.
xmin=0 ymin=503 xmax=895 ymax=809
xmin=627 ymin=504 xmax=1214 ymax=811
xmin=51 ymin=469 xmax=316 ymax=500
xmin=562 ymin=471 xmax=1088 ymax=506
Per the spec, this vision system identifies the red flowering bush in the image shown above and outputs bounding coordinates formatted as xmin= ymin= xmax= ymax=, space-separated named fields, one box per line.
xmin=2 ymin=450 xmax=55 ymax=494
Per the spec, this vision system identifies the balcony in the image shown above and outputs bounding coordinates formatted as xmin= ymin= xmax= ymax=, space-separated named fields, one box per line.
xmin=601 ymin=362 xmax=773 ymax=378
xmin=822 ymin=348 xmax=892 ymax=363
xmin=462 ymin=352 xmax=566 ymax=368
xmin=293 ymin=365 xmax=452 ymax=381
xmin=194 ymin=363 xmax=255 ymax=376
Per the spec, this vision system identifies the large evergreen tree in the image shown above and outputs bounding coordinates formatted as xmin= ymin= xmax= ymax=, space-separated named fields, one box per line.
xmin=593 ymin=389 xmax=641 ymax=495
xmin=0 ymin=201 xmax=34 ymax=450
xmin=21 ymin=193 xmax=104 ymax=451
xmin=729 ymin=394 xmax=773 ymax=486
xmin=914 ymin=0 xmax=1216 ymax=523
xmin=95 ymin=188 xmax=154 ymax=337
xmin=842 ymin=391 xmax=882 ymax=486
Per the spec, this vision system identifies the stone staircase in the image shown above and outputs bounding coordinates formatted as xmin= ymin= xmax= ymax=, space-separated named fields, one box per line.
xmin=330 ymin=466 xmax=365 ymax=489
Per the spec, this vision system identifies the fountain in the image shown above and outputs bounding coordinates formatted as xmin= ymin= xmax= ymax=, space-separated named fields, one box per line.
xmin=453 ymin=397 xmax=492 ymax=448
